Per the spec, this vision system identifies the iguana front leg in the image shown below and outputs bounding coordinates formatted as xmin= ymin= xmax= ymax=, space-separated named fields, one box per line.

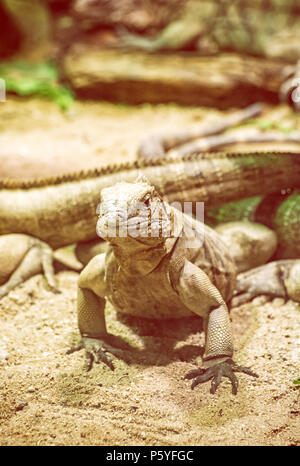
xmin=67 ymin=253 xmax=129 ymax=370
xmin=175 ymin=260 xmax=258 ymax=394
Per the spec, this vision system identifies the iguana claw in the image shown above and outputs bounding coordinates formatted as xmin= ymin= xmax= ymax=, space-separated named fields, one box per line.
xmin=184 ymin=358 xmax=258 ymax=395
xmin=67 ymin=335 xmax=130 ymax=371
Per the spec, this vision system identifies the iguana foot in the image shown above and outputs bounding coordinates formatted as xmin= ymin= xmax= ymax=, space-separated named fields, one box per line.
xmin=184 ymin=358 xmax=258 ymax=395
xmin=67 ymin=334 xmax=130 ymax=371
xmin=0 ymin=234 xmax=59 ymax=299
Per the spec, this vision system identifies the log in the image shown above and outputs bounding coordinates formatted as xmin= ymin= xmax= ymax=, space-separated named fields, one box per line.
xmin=63 ymin=48 xmax=286 ymax=108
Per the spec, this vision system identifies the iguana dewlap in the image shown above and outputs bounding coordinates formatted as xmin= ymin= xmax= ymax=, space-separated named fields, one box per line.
xmin=70 ymin=179 xmax=260 ymax=394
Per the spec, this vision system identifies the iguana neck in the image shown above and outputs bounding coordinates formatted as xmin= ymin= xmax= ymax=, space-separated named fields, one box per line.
xmin=107 ymin=204 xmax=183 ymax=275
xmin=111 ymin=236 xmax=178 ymax=275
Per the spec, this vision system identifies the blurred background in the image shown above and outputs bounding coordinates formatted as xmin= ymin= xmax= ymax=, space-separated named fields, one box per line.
xmin=0 ymin=0 xmax=299 ymax=178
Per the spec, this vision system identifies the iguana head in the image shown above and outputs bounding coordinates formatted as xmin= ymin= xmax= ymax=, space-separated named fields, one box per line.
xmin=96 ymin=179 xmax=175 ymax=246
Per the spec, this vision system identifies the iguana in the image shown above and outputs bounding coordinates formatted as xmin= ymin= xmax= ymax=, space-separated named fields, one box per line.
xmin=67 ymin=178 xmax=300 ymax=394
xmin=0 ymin=149 xmax=299 ymax=299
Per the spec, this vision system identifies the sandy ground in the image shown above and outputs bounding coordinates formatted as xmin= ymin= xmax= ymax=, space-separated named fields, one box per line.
xmin=0 ymin=97 xmax=299 ymax=446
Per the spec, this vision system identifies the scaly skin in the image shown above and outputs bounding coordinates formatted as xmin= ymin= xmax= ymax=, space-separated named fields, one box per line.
xmin=68 ymin=179 xmax=299 ymax=394
xmin=0 ymin=150 xmax=300 ymax=249
xmin=206 ymin=190 xmax=300 ymax=259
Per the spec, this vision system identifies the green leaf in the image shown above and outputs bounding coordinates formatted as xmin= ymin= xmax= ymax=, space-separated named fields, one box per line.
xmin=293 ymin=377 xmax=300 ymax=385
xmin=0 ymin=60 xmax=74 ymax=110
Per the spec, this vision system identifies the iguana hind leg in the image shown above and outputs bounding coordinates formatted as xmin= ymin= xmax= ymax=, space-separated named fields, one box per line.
xmin=232 ymin=259 xmax=300 ymax=306
xmin=0 ymin=234 xmax=58 ymax=299
xmin=215 ymin=221 xmax=278 ymax=273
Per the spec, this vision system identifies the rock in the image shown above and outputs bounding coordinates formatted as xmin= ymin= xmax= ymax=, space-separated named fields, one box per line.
xmin=15 ymin=401 xmax=28 ymax=411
